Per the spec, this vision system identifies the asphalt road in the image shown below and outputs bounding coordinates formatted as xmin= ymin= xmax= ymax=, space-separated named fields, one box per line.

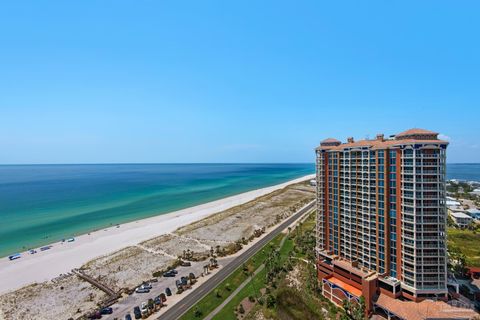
xmin=158 ymin=200 xmax=315 ymax=320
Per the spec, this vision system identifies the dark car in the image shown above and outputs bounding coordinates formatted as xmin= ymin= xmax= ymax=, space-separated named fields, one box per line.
xmin=163 ymin=271 xmax=175 ymax=277
xmin=165 ymin=287 xmax=172 ymax=296
xmin=133 ymin=306 xmax=142 ymax=319
xmin=175 ymin=279 xmax=182 ymax=288
xmin=180 ymin=261 xmax=191 ymax=267
xmin=154 ymin=296 xmax=163 ymax=307
xmin=171 ymin=269 xmax=178 ymax=274
xmin=101 ymin=307 xmax=113 ymax=314
xmin=124 ymin=314 xmax=132 ymax=320
xmin=180 ymin=276 xmax=188 ymax=286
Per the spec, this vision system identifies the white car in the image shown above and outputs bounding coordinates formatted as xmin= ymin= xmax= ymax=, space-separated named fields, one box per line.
xmin=140 ymin=302 xmax=149 ymax=315
xmin=135 ymin=287 xmax=150 ymax=293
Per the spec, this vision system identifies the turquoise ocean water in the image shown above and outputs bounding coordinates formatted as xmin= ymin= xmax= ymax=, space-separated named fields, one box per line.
xmin=0 ymin=163 xmax=313 ymax=257
xmin=0 ymin=163 xmax=478 ymax=258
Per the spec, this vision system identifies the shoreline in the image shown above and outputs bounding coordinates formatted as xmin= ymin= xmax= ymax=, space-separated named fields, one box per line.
xmin=0 ymin=174 xmax=315 ymax=295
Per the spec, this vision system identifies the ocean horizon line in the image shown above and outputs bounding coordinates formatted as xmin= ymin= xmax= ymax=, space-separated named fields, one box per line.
xmin=0 ymin=162 xmax=479 ymax=166
xmin=0 ymin=162 xmax=316 ymax=166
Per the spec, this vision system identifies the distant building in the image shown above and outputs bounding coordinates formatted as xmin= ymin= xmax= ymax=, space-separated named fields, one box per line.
xmin=447 ymin=199 xmax=461 ymax=207
xmin=467 ymin=208 xmax=480 ymax=220
xmin=450 ymin=211 xmax=473 ymax=228
xmin=315 ymin=128 xmax=449 ymax=315
xmin=309 ymin=179 xmax=317 ymax=186
xmin=470 ymin=190 xmax=480 ymax=196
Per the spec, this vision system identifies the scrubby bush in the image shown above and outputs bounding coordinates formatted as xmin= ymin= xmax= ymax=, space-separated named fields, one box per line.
xmin=266 ymin=294 xmax=276 ymax=308
xmin=238 ymin=303 xmax=245 ymax=314
xmin=194 ymin=307 xmax=202 ymax=318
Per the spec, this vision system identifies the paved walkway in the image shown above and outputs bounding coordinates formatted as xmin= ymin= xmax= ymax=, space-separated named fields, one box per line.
xmin=72 ymin=269 xmax=117 ymax=297
xmin=158 ymin=201 xmax=315 ymax=320
xmin=204 ymin=232 xmax=290 ymax=320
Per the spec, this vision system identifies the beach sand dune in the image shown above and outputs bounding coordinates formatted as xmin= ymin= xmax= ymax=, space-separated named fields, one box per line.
xmin=0 ymin=274 xmax=107 ymax=320
xmin=81 ymin=246 xmax=174 ymax=292
xmin=0 ymin=175 xmax=314 ymax=320
xmin=176 ymin=183 xmax=314 ymax=243
xmin=140 ymin=234 xmax=213 ymax=260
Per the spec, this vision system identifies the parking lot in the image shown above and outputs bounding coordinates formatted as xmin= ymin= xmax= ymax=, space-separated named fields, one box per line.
xmin=104 ymin=257 xmax=234 ymax=320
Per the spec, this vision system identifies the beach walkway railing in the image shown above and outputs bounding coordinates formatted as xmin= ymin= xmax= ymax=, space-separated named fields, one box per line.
xmin=72 ymin=268 xmax=118 ymax=297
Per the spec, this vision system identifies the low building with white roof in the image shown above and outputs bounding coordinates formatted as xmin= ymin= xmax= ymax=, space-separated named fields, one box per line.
xmin=450 ymin=210 xmax=473 ymax=228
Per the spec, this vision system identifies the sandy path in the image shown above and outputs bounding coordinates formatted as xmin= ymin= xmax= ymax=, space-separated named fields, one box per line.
xmin=0 ymin=174 xmax=314 ymax=295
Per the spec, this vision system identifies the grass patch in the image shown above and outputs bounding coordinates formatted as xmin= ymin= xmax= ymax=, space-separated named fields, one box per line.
xmin=212 ymin=268 xmax=268 ymax=320
xmin=275 ymin=287 xmax=326 ymax=320
xmin=211 ymin=236 xmax=294 ymax=320
xmin=178 ymin=234 xmax=284 ymax=320
xmin=448 ymin=227 xmax=480 ymax=267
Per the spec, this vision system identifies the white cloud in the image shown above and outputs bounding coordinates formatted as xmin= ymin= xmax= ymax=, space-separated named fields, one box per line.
xmin=438 ymin=134 xmax=451 ymax=141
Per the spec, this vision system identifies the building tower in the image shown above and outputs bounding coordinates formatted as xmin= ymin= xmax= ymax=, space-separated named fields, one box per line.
xmin=315 ymin=129 xmax=448 ymax=312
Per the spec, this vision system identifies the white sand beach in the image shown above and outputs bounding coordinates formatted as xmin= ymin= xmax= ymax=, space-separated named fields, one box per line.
xmin=0 ymin=174 xmax=314 ymax=296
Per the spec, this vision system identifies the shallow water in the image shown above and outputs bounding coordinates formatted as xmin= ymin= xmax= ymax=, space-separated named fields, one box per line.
xmin=0 ymin=163 xmax=313 ymax=257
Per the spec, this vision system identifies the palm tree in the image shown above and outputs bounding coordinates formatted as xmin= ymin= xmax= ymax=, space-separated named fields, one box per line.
xmin=341 ymin=297 xmax=366 ymax=320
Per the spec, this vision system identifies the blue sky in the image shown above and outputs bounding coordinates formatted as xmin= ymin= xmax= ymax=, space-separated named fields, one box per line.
xmin=0 ymin=1 xmax=479 ymax=164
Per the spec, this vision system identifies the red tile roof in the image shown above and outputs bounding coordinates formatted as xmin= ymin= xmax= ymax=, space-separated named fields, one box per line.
xmin=316 ymin=138 xmax=448 ymax=151
xmin=396 ymin=128 xmax=438 ymax=137
xmin=375 ymin=293 xmax=478 ymax=320
xmin=316 ymin=129 xmax=448 ymax=151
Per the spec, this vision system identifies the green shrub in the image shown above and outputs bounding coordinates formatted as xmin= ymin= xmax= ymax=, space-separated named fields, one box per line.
xmin=194 ymin=307 xmax=202 ymax=318
xmin=238 ymin=303 xmax=245 ymax=314
xmin=266 ymin=294 xmax=276 ymax=308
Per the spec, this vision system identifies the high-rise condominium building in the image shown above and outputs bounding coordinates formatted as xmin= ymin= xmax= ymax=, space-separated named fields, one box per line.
xmin=315 ymin=128 xmax=448 ymax=314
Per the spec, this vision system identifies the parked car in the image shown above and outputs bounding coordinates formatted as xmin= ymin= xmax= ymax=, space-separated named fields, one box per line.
xmin=163 ymin=271 xmax=175 ymax=277
xmin=171 ymin=269 xmax=178 ymax=274
xmin=165 ymin=287 xmax=172 ymax=296
xmin=140 ymin=302 xmax=149 ymax=316
xmin=100 ymin=307 xmax=113 ymax=314
xmin=189 ymin=272 xmax=195 ymax=279
xmin=124 ymin=314 xmax=132 ymax=320
xmin=180 ymin=261 xmax=191 ymax=267
xmin=175 ymin=279 xmax=182 ymax=289
xmin=89 ymin=311 xmax=102 ymax=319
xmin=8 ymin=254 xmax=21 ymax=261
xmin=154 ymin=296 xmax=163 ymax=308
xmin=133 ymin=306 xmax=141 ymax=319
xmin=142 ymin=282 xmax=152 ymax=289
xmin=29 ymin=249 xmax=37 ymax=254
xmin=180 ymin=276 xmax=188 ymax=286
xmin=135 ymin=287 xmax=150 ymax=293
